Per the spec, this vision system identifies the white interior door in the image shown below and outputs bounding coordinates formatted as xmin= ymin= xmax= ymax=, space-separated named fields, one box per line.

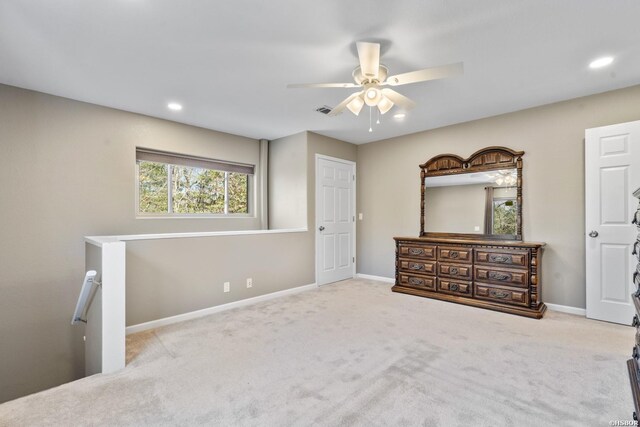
xmin=316 ymin=156 xmax=355 ymax=286
xmin=586 ymin=120 xmax=640 ymax=324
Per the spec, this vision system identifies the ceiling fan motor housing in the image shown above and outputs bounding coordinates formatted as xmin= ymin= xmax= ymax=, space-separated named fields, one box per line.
xmin=352 ymin=65 xmax=389 ymax=85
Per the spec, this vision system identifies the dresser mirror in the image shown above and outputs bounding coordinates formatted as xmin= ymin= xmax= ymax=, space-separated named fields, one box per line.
xmin=420 ymin=147 xmax=524 ymax=240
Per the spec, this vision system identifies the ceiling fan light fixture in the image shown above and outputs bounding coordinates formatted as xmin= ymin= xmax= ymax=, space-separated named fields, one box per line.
xmin=364 ymin=86 xmax=381 ymax=106
xmin=377 ymin=95 xmax=394 ymax=114
xmin=346 ymin=95 xmax=365 ymax=116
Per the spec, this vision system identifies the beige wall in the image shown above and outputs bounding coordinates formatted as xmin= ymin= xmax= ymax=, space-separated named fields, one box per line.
xmin=268 ymin=132 xmax=307 ymax=229
xmin=425 ymin=184 xmax=487 ymax=234
xmin=126 ymin=232 xmax=312 ymax=325
xmin=0 ymin=84 xmax=262 ymax=403
xmin=356 ymin=84 xmax=640 ymax=309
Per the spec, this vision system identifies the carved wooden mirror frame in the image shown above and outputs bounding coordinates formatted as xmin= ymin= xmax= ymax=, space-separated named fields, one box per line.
xmin=420 ymin=146 xmax=524 ymax=241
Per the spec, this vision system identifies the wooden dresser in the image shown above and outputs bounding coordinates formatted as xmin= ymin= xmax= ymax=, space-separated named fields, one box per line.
xmin=393 ymin=236 xmax=546 ymax=318
xmin=627 ymin=187 xmax=640 ymax=420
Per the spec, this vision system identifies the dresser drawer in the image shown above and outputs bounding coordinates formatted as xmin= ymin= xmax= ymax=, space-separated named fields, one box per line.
xmin=438 ymin=246 xmax=472 ymax=263
xmin=474 ymin=266 xmax=529 ymax=288
xmin=398 ymin=272 xmax=436 ymax=291
xmin=398 ymin=243 xmax=436 ymax=260
xmin=437 ymin=262 xmax=472 ymax=280
xmin=474 ymin=283 xmax=529 ymax=307
xmin=398 ymin=258 xmax=436 ymax=275
xmin=475 ymin=249 xmax=529 ymax=267
xmin=438 ymin=279 xmax=472 ymax=296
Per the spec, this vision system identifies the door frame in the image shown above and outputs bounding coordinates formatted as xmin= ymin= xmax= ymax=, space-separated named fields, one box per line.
xmin=315 ymin=154 xmax=357 ymax=286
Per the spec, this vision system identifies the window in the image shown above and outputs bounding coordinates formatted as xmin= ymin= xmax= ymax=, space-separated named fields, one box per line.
xmin=492 ymin=197 xmax=517 ymax=235
xmin=136 ymin=148 xmax=253 ymax=216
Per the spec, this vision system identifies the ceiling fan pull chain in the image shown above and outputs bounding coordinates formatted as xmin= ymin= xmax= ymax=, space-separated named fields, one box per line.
xmin=369 ymin=107 xmax=373 ymax=133
xmin=376 ymin=108 xmax=380 ymax=125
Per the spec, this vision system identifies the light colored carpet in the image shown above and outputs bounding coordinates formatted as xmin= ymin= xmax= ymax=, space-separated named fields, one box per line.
xmin=0 ymin=278 xmax=634 ymax=426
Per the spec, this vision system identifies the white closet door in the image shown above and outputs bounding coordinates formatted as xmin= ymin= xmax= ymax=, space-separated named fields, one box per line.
xmin=316 ymin=156 xmax=355 ymax=286
xmin=585 ymin=120 xmax=640 ymax=324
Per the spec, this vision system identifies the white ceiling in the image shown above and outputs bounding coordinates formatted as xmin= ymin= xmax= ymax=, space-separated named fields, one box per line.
xmin=1 ymin=1 xmax=639 ymax=144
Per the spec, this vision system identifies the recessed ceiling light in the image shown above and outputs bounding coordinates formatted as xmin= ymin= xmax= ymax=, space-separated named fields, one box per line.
xmin=167 ymin=102 xmax=183 ymax=111
xmin=393 ymin=113 xmax=406 ymax=119
xmin=589 ymin=56 xmax=614 ymax=69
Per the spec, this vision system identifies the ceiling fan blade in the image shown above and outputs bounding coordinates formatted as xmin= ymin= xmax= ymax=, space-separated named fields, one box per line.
xmin=356 ymin=42 xmax=380 ymax=80
xmin=328 ymin=91 xmax=364 ymax=116
xmin=380 ymin=88 xmax=416 ymax=110
xmin=287 ymin=82 xmax=359 ymax=89
xmin=385 ymin=62 xmax=464 ymax=86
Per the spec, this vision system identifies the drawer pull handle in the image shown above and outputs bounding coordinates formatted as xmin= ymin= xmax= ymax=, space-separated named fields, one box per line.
xmin=450 ymin=267 xmax=459 ymax=275
xmin=489 ymin=290 xmax=510 ymax=299
xmin=449 ymin=283 xmax=459 ymax=291
xmin=409 ymin=248 xmax=424 ymax=256
xmin=488 ymin=271 xmax=511 ymax=281
xmin=409 ymin=263 xmax=424 ymax=271
xmin=634 ymin=315 xmax=640 ymax=327
xmin=634 ymin=213 xmax=639 ymax=225
xmin=408 ymin=277 xmax=424 ymax=286
xmin=489 ymin=254 xmax=513 ymax=264
xmin=449 ymin=251 xmax=460 ymax=259
xmin=633 ymin=242 xmax=639 ymax=256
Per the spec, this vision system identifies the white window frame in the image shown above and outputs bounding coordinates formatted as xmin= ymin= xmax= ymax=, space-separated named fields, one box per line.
xmin=135 ymin=160 xmax=254 ymax=219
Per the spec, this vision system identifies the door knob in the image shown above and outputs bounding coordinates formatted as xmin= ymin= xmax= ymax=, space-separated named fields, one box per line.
xmin=319 ymin=226 xmax=325 ymax=231
xmin=588 ymin=230 xmax=599 ymax=238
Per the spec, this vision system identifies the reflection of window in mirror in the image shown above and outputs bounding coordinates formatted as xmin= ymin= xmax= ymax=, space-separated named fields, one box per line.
xmin=485 ymin=186 xmax=517 ymax=235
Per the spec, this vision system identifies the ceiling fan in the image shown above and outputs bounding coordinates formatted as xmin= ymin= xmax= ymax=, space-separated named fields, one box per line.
xmin=287 ymin=41 xmax=463 ymax=117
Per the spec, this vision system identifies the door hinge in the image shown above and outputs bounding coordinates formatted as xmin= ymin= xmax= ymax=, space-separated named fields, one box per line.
xmin=353 ymin=216 xmax=355 ymax=222
xmin=353 ymin=257 xmax=355 ymax=263
xmin=353 ymin=175 xmax=355 ymax=181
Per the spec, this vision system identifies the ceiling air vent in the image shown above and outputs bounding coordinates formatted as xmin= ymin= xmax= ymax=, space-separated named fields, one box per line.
xmin=315 ymin=105 xmax=334 ymax=115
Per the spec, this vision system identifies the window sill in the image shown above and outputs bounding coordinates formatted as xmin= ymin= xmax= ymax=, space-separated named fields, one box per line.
xmin=135 ymin=214 xmax=254 ymax=220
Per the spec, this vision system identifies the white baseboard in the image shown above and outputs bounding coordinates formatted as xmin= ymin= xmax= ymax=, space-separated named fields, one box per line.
xmin=545 ymin=303 xmax=586 ymax=316
xmin=126 ymin=283 xmax=318 ymax=335
xmin=355 ymin=273 xmax=395 ymax=284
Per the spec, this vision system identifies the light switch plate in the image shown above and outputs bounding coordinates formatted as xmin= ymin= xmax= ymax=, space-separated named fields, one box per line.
xmin=224 ymin=282 xmax=230 ymax=293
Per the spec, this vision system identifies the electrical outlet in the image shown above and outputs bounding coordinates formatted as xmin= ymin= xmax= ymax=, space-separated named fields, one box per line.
xmin=358 ymin=213 xmax=363 ymax=220
xmin=247 ymin=278 xmax=253 ymax=288
xmin=474 ymin=226 xmax=480 ymax=231
xmin=223 ymin=282 xmax=230 ymax=293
